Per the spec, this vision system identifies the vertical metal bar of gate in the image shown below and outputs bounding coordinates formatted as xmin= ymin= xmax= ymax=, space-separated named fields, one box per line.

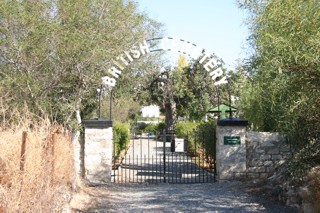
xmin=124 ymin=154 xmax=127 ymax=183
xmin=198 ymin=132 xmax=201 ymax=183
xmin=144 ymin=154 xmax=146 ymax=182
xmin=151 ymin=155 xmax=154 ymax=183
xmin=187 ymin=132 xmax=189 ymax=183
xmin=171 ymin=152 xmax=174 ymax=183
xmin=179 ymin=153 xmax=182 ymax=183
xmin=148 ymin=135 xmax=150 ymax=169
xmin=202 ymin=131 xmax=205 ymax=183
xmin=156 ymin=135 xmax=158 ymax=183
xmin=132 ymin=137 xmax=135 ymax=183
xmin=113 ymin=136 xmax=116 ymax=183
xmin=128 ymin=155 xmax=130 ymax=183
xmin=163 ymin=129 xmax=166 ymax=183
xmin=140 ymin=138 xmax=142 ymax=183
xmin=214 ymin=129 xmax=217 ymax=182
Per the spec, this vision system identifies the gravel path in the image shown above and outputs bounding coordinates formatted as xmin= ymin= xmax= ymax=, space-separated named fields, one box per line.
xmin=71 ymin=138 xmax=298 ymax=212
xmin=80 ymin=182 xmax=298 ymax=213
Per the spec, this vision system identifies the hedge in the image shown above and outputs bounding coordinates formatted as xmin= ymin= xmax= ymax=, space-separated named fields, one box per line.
xmin=113 ymin=122 xmax=130 ymax=158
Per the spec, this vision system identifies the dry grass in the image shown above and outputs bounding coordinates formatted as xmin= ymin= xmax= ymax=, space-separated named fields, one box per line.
xmin=0 ymin=116 xmax=75 ymax=212
xmin=308 ymin=166 xmax=320 ymax=212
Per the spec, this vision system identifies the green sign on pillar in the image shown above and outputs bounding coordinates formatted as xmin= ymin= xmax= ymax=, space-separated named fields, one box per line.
xmin=224 ymin=136 xmax=241 ymax=145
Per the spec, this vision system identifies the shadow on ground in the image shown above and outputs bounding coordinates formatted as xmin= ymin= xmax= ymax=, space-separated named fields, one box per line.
xmin=71 ymin=182 xmax=298 ymax=213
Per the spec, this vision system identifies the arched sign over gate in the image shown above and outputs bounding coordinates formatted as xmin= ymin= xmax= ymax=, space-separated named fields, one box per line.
xmin=102 ymin=37 xmax=228 ymax=87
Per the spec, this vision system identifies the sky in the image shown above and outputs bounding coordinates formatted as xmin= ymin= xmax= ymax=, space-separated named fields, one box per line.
xmin=135 ymin=0 xmax=249 ymax=70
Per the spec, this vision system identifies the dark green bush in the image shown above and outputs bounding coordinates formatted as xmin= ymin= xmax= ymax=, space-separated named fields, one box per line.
xmin=175 ymin=121 xmax=216 ymax=157
xmin=175 ymin=122 xmax=199 ymax=138
xmin=113 ymin=123 xmax=130 ymax=158
xmin=144 ymin=123 xmax=158 ymax=135
xmin=138 ymin=122 xmax=165 ymax=135
xmin=175 ymin=122 xmax=199 ymax=152
xmin=156 ymin=122 xmax=165 ymax=133
xmin=195 ymin=120 xmax=216 ymax=159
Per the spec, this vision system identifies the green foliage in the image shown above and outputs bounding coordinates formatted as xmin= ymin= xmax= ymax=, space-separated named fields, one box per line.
xmin=238 ymin=0 xmax=320 ymax=179
xmin=0 ymin=0 xmax=163 ymax=127
xmin=144 ymin=123 xmax=158 ymax=135
xmin=195 ymin=120 xmax=216 ymax=159
xmin=137 ymin=122 xmax=165 ymax=135
xmin=157 ymin=122 xmax=166 ymax=133
xmin=113 ymin=122 xmax=130 ymax=158
xmin=144 ymin=123 xmax=160 ymax=135
xmin=175 ymin=122 xmax=199 ymax=138
xmin=239 ymin=0 xmax=320 ymax=132
xmin=173 ymin=56 xmax=220 ymax=121
xmin=175 ymin=122 xmax=199 ymax=152
xmin=138 ymin=53 xmax=227 ymax=132
xmin=175 ymin=121 xmax=216 ymax=157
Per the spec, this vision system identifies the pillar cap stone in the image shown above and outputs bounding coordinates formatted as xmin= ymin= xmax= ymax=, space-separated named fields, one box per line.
xmin=218 ymin=118 xmax=248 ymax=126
xmin=82 ymin=119 xmax=113 ymax=128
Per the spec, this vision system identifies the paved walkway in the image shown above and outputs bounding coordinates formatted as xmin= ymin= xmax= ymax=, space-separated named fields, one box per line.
xmin=76 ymin=182 xmax=298 ymax=213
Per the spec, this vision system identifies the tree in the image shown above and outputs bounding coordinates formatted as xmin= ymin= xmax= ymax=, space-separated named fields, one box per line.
xmin=174 ymin=55 xmax=224 ymax=121
xmin=0 ymin=0 xmax=163 ymax=127
xmin=237 ymin=0 xmax=320 ymax=172
xmin=138 ymin=54 xmax=227 ymax=132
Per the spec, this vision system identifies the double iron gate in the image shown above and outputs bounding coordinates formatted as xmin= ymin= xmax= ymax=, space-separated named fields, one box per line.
xmin=112 ymin=130 xmax=216 ymax=184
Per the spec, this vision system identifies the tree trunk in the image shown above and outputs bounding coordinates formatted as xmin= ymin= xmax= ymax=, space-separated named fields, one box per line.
xmin=165 ymin=101 xmax=177 ymax=133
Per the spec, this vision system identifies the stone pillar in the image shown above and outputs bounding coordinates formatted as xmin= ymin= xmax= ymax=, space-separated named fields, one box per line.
xmin=216 ymin=118 xmax=248 ymax=181
xmin=82 ymin=120 xmax=113 ymax=185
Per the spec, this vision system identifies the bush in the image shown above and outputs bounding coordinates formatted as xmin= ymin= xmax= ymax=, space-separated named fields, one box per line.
xmin=113 ymin=123 xmax=130 ymax=158
xmin=175 ymin=122 xmax=199 ymax=152
xmin=134 ymin=122 xmax=165 ymax=136
xmin=156 ymin=122 xmax=165 ymax=134
xmin=195 ymin=120 xmax=217 ymax=159
xmin=143 ymin=123 xmax=157 ymax=135
xmin=144 ymin=122 xmax=165 ymax=135
xmin=175 ymin=121 xmax=216 ymax=157
xmin=175 ymin=122 xmax=199 ymax=138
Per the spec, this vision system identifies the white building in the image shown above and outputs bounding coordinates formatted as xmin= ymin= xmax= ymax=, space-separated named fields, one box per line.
xmin=141 ymin=105 xmax=160 ymax=118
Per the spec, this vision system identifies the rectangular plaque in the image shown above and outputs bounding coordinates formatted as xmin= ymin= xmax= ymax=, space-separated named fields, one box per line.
xmin=175 ymin=138 xmax=185 ymax=152
xmin=224 ymin=136 xmax=241 ymax=145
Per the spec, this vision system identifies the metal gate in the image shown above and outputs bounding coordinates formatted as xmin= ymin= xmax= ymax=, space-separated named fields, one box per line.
xmin=112 ymin=130 xmax=216 ymax=184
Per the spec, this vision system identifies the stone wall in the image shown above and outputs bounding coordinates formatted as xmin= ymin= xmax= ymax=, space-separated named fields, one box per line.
xmin=81 ymin=120 xmax=113 ymax=185
xmin=84 ymin=127 xmax=113 ymax=184
xmin=246 ymin=131 xmax=293 ymax=180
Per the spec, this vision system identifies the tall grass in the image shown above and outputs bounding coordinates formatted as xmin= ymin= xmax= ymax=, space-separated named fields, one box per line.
xmin=307 ymin=166 xmax=320 ymax=212
xmin=0 ymin=112 xmax=75 ymax=212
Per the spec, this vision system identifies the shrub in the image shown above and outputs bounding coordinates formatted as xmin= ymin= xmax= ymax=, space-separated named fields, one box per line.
xmin=113 ymin=123 xmax=130 ymax=158
xmin=133 ymin=122 xmax=165 ymax=136
xmin=143 ymin=122 xmax=165 ymax=135
xmin=175 ymin=122 xmax=199 ymax=138
xmin=175 ymin=122 xmax=199 ymax=152
xmin=156 ymin=122 xmax=165 ymax=134
xmin=137 ymin=122 xmax=147 ymax=133
xmin=175 ymin=121 xmax=216 ymax=157
xmin=143 ymin=123 xmax=157 ymax=135
xmin=195 ymin=120 xmax=217 ymax=160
